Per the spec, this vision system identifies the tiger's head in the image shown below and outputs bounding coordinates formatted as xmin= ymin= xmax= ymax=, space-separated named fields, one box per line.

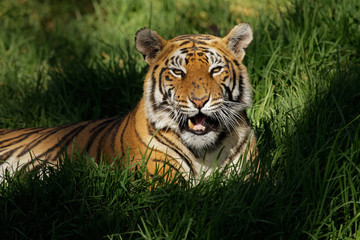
xmin=135 ymin=24 xmax=254 ymax=155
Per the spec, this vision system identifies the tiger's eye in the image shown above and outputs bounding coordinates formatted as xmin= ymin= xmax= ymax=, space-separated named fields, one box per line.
xmin=211 ymin=66 xmax=223 ymax=75
xmin=170 ymin=69 xmax=185 ymax=77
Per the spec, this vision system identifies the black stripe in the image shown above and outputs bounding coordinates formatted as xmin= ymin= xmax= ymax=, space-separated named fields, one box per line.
xmin=225 ymin=58 xmax=242 ymax=102
xmin=0 ymin=128 xmax=43 ymax=146
xmin=212 ymin=47 xmax=229 ymax=56
xmin=165 ymin=76 xmax=173 ymax=81
xmin=40 ymin=123 xmax=89 ymax=161
xmin=0 ymin=133 xmax=39 ymax=149
xmin=237 ymin=74 xmax=244 ymax=103
xmin=228 ymin=60 xmax=237 ymax=92
xmin=95 ymin=118 xmax=125 ymax=158
xmin=133 ymin=112 xmax=154 ymax=151
xmin=175 ymin=55 xmax=180 ymax=64
xmin=0 ymin=124 xmax=76 ymax=153
xmin=150 ymin=75 xmax=157 ymax=111
xmin=147 ymin=118 xmax=155 ymax=137
xmin=170 ymin=56 xmax=175 ymax=66
xmin=158 ymin=67 xmax=167 ymax=96
xmin=83 ymin=118 xmax=118 ymax=153
xmin=154 ymin=130 xmax=195 ymax=175
xmin=174 ymin=35 xmax=193 ymax=40
xmin=16 ymin=126 xmax=72 ymax=158
xmin=227 ymin=129 xmax=250 ymax=161
xmin=0 ymin=129 xmax=10 ymax=134
xmin=0 ymin=146 xmax=22 ymax=162
xmin=198 ymin=58 xmax=207 ymax=64
xmin=152 ymin=159 xmax=181 ymax=173
xmin=111 ymin=116 xmax=126 ymax=152
xmin=221 ymin=83 xmax=233 ymax=101
xmin=215 ymin=131 xmax=227 ymax=147
xmin=197 ymin=35 xmax=212 ymax=40
xmin=179 ymin=40 xmax=191 ymax=46
xmin=221 ymin=75 xmax=229 ymax=83
xmin=199 ymin=46 xmax=210 ymax=51
xmin=196 ymin=40 xmax=208 ymax=45
xmin=233 ymin=59 xmax=240 ymax=67
xmin=120 ymin=112 xmax=132 ymax=154
xmin=180 ymin=48 xmax=189 ymax=54
xmin=89 ymin=118 xmax=115 ymax=133
xmin=208 ymin=101 xmax=222 ymax=108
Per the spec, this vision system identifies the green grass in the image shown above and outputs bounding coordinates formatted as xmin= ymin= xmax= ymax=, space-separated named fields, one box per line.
xmin=1 ymin=0 xmax=360 ymax=239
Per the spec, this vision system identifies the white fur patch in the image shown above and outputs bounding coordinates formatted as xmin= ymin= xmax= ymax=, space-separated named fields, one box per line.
xmin=180 ymin=130 xmax=219 ymax=153
xmin=206 ymin=48 xmax=225 ymax=76
xmin=168 ymin=49 xmax=187 ymax=75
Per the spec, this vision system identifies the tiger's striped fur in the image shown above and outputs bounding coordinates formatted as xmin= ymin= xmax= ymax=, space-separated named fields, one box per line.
xmin=0 ymin=24 xmax=257 ymax=180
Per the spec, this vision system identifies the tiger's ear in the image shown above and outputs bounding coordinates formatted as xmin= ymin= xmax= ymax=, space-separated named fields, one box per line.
xmin=135 ymin=28 xmax=167 ymax=64
xmin=223 ymin=23 xmax=253 ymax=61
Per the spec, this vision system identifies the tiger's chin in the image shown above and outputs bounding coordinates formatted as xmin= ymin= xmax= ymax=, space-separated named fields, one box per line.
xmin=180 ymin=130 xmax=220 ymax=156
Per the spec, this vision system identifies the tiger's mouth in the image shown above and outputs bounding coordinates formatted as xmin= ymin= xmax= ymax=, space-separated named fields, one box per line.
xmin=183 ymin=113 xmax=219 ymax=135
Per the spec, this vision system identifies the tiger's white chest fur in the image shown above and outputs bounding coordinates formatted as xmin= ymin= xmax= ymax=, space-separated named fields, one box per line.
xmin=191 ymin=124 xmax=251 ymax=179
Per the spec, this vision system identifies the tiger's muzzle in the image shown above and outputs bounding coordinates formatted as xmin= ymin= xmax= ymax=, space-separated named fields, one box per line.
xmin=182 ymin=113 xmax=219 ymax=135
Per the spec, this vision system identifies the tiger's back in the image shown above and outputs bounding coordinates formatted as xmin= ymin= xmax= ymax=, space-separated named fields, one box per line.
xmin=0 ymin=117 xmax=124 ymax=174
xmin=0 ymin=23 xmax=258 ymax=180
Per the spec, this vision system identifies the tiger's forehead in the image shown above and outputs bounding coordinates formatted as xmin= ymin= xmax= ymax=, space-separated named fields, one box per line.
xmin=169 ymin=34 xmax=219 ymax=49
xmin=170 ymin=34 xmax=217 ymax=42
xmin=166 ymin=34 xmax=225 ymax=67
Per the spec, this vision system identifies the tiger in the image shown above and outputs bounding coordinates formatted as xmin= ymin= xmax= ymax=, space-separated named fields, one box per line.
xmin=0 ymin=23 xmax=257 ymax=181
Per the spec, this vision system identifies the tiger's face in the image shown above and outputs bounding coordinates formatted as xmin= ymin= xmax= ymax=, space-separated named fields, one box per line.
xmin=135 ymin=24 xmax=253 ymax=154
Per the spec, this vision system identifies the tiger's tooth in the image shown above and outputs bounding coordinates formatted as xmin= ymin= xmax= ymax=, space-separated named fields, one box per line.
xmin=194 ymin=125 xmax=206 ymax=131
xmin=188 ymin=119 xmax=194 ymax=129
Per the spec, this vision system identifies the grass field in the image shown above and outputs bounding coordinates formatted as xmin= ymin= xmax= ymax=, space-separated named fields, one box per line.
xmin=1 ymin=0 xmax=360 ymax=239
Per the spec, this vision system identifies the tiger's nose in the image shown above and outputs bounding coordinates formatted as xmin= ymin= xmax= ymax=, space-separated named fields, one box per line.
xmin=190 ymin=95 xmax=209 ymax=109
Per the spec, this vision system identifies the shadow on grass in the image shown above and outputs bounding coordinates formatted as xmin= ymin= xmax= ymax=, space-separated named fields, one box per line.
xmin=40 ymin=46 xmax=146 ymax=122
xmin=256 ymin=65 xmax=360 ymax=238
xmin=0 ymin=46 xmax=146 ymax=127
